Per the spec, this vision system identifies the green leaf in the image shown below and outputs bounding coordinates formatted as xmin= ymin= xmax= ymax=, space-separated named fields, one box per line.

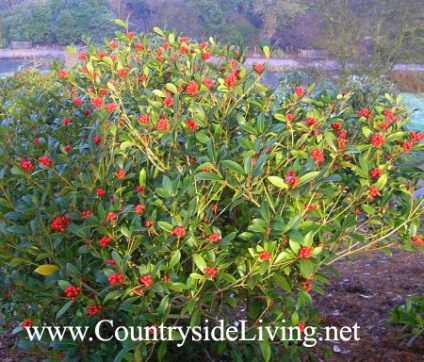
xmin=169 ymin=250 xmax=181 ymax=268
xmin=299 ymin=259 xmax=314 ymax=278
xmin=195 ymin=132 xmax=209 ymax=144
xmin=157 ymin=295 xmax=169 ymax=316
xmin=375 ymin=174 xmax=388 ymax=190
xmin=139 ymin=169 xmax=147 ymax=186
xmin=193 ymin=254 xmax=207 ymax=271
xmin=67 ymin=223 xmax=85 ymax=238
xmin=158 ymin=221 xmax=173 ymax=232
xmin=166 ymin=83 xmax=178 ymax=94
xmin=56 ymin=300 xmax=74 ymax=318
xmin=153 ymin=27 xmax=164 ymax=36
xmin=6 ymin=226 xmax=31 ymax=235
xmin=104 ymin=290 xmax=125 ymax=303
xmin=259 ymin=340 xmax=271 ymax=362
xmin=196 ymin=172 xmax=221 ymax=181
xmin=298 ymin=171 xmax=320 ymax=187
xmin=268 ymin=176 xmax=288 ymax=189
xmin=222 ymin=160 xmax=246 ymax=175
xmin=114 ymin=19 xmax=127 ymax=28
xmin=34 ymin=264 xmax=59 ymax=276
xmin=262 ymin=46 xmax=270 ymax=58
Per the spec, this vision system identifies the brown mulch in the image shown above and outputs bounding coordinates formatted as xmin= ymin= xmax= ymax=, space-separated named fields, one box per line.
xmin=313 ymin=249 xmax=424 ymax=362
xmin=1 ymin=250 xmax=424 ymax=361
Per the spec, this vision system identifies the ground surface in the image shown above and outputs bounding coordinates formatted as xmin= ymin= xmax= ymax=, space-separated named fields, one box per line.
xmin=313 ymin=249 xmax=424 ymax=362
xmin=1 ymin=249 xmax=423 ymax=361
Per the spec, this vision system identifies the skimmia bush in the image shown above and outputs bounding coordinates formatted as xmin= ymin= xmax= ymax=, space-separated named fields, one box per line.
xmin=0 ymin=19 xmax=423 ymax=361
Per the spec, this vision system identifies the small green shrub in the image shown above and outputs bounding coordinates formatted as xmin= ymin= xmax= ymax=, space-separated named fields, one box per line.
xmin=389 ymin=295 xmax=424 ymax=345
xmin=0 ymin=20 xmax=423 ymax=362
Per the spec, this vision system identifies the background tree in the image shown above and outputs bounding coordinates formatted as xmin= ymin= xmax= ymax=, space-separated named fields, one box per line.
xmin=313 ymin=0 xmax=424 ymax=79
xmin=8 ymin=0 xmax=53 ymax=43
xmin=250 ymin=0 xmax=308 ymax=43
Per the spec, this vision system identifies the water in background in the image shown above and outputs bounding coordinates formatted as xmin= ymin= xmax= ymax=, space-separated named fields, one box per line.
xmin=0 ymin=58 xmax=25 ymax=74
xmin=400 ymin=93 xmax=424 ymax=132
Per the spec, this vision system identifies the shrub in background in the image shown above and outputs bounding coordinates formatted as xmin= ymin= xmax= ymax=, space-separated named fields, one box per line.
xmin=0 ymin=19 xmax=423 ymax=362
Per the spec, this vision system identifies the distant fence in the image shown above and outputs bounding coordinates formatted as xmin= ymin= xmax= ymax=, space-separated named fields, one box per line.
xmin=298 ymin=49 xmax=328 ymax=59
xmin=9 ymin=41 xmax=33 ymax=49
xmin=298 ymin=49 xmax=328 ymax=60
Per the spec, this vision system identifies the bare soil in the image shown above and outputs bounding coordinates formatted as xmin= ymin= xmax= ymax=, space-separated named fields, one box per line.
xmin=313 ymin=249 xmax=424 ymax=362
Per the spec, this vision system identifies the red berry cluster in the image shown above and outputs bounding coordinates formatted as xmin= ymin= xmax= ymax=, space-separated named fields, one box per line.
xmin=253 ymin=63 xmax=265 ymax=73
xmin=402 ymin=141 xmax=413 ymax=152
xmin=204 ymin=267 xmax=218 ymax=277
xmin=357 ymin=107 xmax=372 ymax=118
xmin=137 ymin=114 xmax=149 ymax=124
xmin=202 ymin=52 xmax=211 ymax=61
xmin=135 ymin=43 xmax=145 ymax=52
xmin=136 ymin=186 xmax=145 ymax=193
xmin=51 ymin=215 xmax=71 ymax=232
xmin=225 ymin=73 xmax=238 ymax=87
xmin=331 ymin=122 xmax=342 ymax=131
xmin=259 ymin=251 xmax=272 ymax=261
xmin=412 ymin=236 xmax=424 ymax=246
xmin=369 ymin=168 xmax=383 ymax=178
xmin=117 ymin=69 xmax=128 ymax=78
xmin=186 ymin=81 xmax=199 ymax=96
xmin=370 ymin=133 xmax=385 ymax=147
xmin=369 ymin=186 xmax=380 ymax=200
xmin=305 ymin=117 xmax=317 ymax=127
xmin=107 ymin=212 xmax=116 ymax=221
xmin=310 ymin=148 xmax=324 ymax=164
xmin=171 ymin=226 xmax=186 ymax=238
xmin=410 ymin=131 xmax=424 ymax=142
xmin=145 ymin=220 xmax=154 ymax=228
xmin=302 ymin=280 xmax=312 ymax=292
xmin=64 ymin=285 xmax=80 ymax=300
xmin=186 ymin=119 xmax=199 ymax=130
xmin=82 ymin=210 xmax=94 ymax=220
xmin=73 ymin=97 xmax=82 ymax=106
xmin=162 ymin=97 xmax=174 ymax=107
xmin=59 ymin=70 xmax=68 ymax=79
xmin=115 ymin=169 xmax=126 ymax=179
xmin=87 ymin=305 xmax=102 ymax=316
xmin=285 ymin=170 xmax=299 ymax=187
xmin=38 ymin=155 xmax=52 ymax=167
xmin=22 ymin=319 xmax=33 ymax=328
xmin=96 ymin=188 xmax=106 ymax=197
xmin=209 ymin=233 xmax=221 ymax=243
xmin=105 ymin=102 xmax=117 ymax=113
xmin=294 ymin=86 xmax=304 ymax=97
xmin=63 ymin=118 xmax=71 ymax=125
xmin=384 ymin=108 xmax=394 ymax=121
xmin=91 ymin=97 xmax=104 ymax=109
xmin=156 ymin=119 xmax=169 ymax=131
xmin=299 ymin=246 xmax=314 ymax=259
xmin=134 ymin=204 xmax=146 ymax=214
xmin=93 ymin=135 xmax=102 ymax=144
xmin=107 ymin=259 xmax=116 ymax=265
xmin=139 ymin=274 xmax=153 ymax=287
xmin=20 ymin=159 xmax=34 ymax=172
xmin=203 ymin=78 xmax=214 ymax=88
xmin=99 ymin=236 xmax=112 ymax=247
xmin=108 ymin=273 xmax=124 ymax=285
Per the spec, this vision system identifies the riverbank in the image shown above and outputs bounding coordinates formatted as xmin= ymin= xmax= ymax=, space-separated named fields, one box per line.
xmin=0 ymin=48 xmax=64 ymax=59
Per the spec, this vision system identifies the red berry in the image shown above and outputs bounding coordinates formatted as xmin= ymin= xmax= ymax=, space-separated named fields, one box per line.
xmin=259 ymin=251 xmax=272 ymax=261
xmin=139 ymin=274 xmax=153 ymax=287
xmin=203 ymin=267 xmax=218 ymax=277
